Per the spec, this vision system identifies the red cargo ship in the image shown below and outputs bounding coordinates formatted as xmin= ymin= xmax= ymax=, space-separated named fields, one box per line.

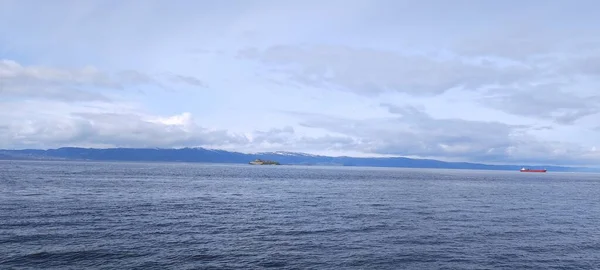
xmin=520 ymin=167 xmax=547 ymax=173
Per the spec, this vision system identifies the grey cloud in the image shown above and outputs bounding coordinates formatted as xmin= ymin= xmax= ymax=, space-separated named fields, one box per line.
xmin=0 ymin=59 xmax=200 ymax=102
xmin=377 ymin=104 xmax=521 ymax=160
xmin=240 ymin=43 xmax=600 ymax=127
xmin=560 ymin=55 xmax=600 ymax=77
xmin=454 ymin=28 xmax=574 ymax=60
xmin=1 ymin=60 xmax=116 ymax=88
xmin=291 ymin=105 xmax=595 ymax=164
xmin=450 ymin=23 xmax=600 ymax=126
xmin=238 ymin=45 xmax=534 ymax=97
xmin=169 ymin=74 xmax=207 ymax=87
xmin=449 ymin=0 xmax=600 ymax=61
xmin=481 ymin=84 xmax=600 ymax=124
xmin=533 ymin=125 xmax=553 ymax=131
xmin=115 ymin=70 xmax=157 ymax=86
xmin=1 ymin=79 xmax=112 ymax=102
xmin=295 ymin=135 xmax=360 ymax=152
xmin=249 ymin=125 xmax=360 ymax=153
xmin=253 ymin=126 xmax=295 ymax=144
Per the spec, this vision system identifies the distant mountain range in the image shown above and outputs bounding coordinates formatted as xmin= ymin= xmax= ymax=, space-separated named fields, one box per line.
xmin=0 ymin=147 xmax=596 ymax=172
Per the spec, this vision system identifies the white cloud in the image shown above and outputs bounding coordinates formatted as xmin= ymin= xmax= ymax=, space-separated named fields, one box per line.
xmin=0 ymin=100 xmax=249 ymax=149
xmin=0 ymin=59 xmax=206 ymax=102
xmin=238 ymin=45 xmax=535 ymax=97
xmin=239 ymin=44 xmax=600 ymax=127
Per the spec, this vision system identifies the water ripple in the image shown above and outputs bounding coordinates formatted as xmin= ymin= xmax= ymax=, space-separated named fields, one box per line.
xmin=1 ymin=160 xmax=600 ymax=269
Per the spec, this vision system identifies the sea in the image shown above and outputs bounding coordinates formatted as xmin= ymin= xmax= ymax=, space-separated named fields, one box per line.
xmin=1 ymin=160 xmax=600 ymax=269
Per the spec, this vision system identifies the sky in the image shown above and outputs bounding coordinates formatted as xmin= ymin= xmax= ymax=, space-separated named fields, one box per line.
xmin=1 ymin=0 xmax=600 ymax=165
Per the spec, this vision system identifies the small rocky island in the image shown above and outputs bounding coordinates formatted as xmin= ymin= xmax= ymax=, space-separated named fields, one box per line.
xmin=249 ymin=159 xmax=280 ymax=165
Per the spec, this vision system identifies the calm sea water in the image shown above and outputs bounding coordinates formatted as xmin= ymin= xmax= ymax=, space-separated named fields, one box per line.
xmin=1 ymin=160 xmax=600 ymax=269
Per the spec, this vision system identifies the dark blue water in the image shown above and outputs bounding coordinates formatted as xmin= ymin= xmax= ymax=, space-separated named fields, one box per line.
xmin=1 ymin=160 xmax=600 ymax=269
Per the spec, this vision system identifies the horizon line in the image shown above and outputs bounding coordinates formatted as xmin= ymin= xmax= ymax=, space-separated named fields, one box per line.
xmin=0 ymin=146 xmax=594 ymax=169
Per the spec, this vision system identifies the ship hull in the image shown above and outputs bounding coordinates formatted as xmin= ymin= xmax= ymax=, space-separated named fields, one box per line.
xmin=520 ymin=169 xmax=547 ymax=173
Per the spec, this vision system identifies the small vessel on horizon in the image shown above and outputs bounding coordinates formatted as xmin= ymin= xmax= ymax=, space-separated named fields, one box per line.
xmin=249 ymin=159 xmax=280 ymax=165
xmin=520 ymin=167 xmax=547 ymax=173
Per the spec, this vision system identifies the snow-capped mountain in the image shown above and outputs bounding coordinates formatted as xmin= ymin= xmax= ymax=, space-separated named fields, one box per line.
xmin=255 ymin=151 xmax=321 ymax=157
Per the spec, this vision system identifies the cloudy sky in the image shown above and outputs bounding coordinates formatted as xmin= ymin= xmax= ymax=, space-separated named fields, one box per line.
xmin=1 ymin=0 xmax=599 ymax=165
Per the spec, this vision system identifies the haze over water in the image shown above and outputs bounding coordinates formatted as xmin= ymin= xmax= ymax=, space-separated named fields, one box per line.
xmin=1 ymin=160 xmax=600 ymax=269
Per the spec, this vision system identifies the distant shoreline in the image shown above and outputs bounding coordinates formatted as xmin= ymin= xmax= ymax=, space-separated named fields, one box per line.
xmin=0 ymin=147 xmax=596 ymax=172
